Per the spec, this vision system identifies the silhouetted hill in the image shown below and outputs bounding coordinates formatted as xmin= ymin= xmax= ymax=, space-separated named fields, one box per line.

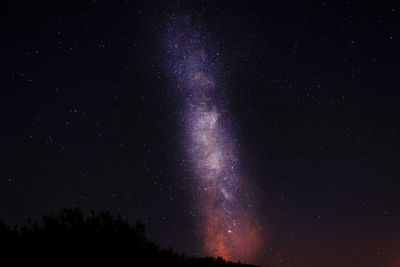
xmin=0 ymin=208 xmax=259 ymax=266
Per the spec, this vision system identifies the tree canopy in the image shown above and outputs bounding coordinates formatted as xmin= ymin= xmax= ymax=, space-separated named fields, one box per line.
xmin=0 ymin=208 xmax=258 ymax=266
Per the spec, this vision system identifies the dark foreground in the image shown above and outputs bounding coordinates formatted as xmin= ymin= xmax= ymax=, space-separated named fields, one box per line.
xmin=0 ymin=208 xmax=258 ymax=266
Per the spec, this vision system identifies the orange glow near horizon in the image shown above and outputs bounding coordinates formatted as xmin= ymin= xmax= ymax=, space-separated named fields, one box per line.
xmin=203 ymin=206 xmax=262 ymax=263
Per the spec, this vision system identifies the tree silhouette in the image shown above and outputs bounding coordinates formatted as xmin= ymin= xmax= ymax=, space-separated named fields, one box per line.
xmin=0 ymin=208 xmax=259 ymax=266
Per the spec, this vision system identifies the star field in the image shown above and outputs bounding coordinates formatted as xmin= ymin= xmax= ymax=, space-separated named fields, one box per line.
xmin=1 ymin=1 xmax=400 ymax=266
xmin=165 ymin=16 xmax=261 ymax=262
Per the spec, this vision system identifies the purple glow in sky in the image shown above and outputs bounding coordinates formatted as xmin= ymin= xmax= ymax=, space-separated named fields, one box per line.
xmin=165 ymin=15 xmax=262 ymax=262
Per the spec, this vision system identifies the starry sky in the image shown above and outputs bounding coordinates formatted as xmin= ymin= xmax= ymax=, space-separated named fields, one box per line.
xmin=1 ymin=1 xmax=400 ymax=266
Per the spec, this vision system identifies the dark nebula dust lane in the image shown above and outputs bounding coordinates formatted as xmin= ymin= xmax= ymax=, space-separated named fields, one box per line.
xmin=165 ymin=15 xmax=262 ymax=262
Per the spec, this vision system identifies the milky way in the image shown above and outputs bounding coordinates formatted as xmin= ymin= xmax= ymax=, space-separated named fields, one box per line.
xmin=166 ymin=16 xmax=261 ymax=262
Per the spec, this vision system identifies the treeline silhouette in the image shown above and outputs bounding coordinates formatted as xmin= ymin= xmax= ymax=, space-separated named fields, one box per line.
xmin=0 ymin=208 xmax=258 ymax=266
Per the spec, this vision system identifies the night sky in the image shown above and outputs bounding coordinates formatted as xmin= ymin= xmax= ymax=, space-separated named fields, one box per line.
xmin=1 ymin=1 xmax=400 ymax=266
